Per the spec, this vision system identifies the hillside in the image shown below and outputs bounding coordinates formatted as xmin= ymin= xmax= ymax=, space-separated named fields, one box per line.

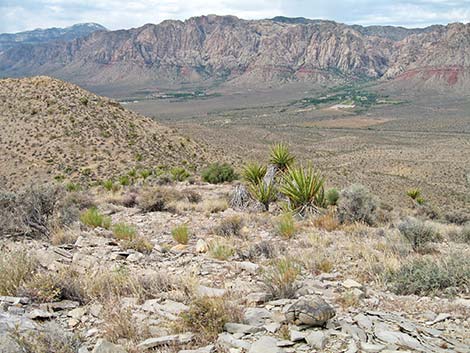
xmin=0 ymin=76 xmax=214 ymax=189
xmin=0 ymin=23 xmax=106 ymax=52
xmin=0 ymin=16 xmax=469 ymax=92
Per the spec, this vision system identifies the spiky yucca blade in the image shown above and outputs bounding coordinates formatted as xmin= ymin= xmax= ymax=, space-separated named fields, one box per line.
xmin=270 ymin=143 xmax=295 ymax=171
xmin=249 ymin=180 xmax=277 ymax=210
xmin=280 ymin=165 xmax=325 ymax=215
xmin=243 ymin=162 xmax=267 ymax=186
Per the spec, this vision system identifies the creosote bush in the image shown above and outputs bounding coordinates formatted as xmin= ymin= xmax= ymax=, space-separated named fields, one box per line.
xmin=398 ymin=217 xmax=442 ymax=251
xmin=80 ymin=207 xmax=111 ymax=229
xmin=337 ymin=184 xmax=378 ymax=226
xmin=262 ymin=257 xmax=301 ymax=299
xmin=201 ymin=163 xmax=238 ymax=184
xmin=172 ymin=224 xmax=190 ymax=245
xmin=214 ymin=216 xmax=243 ymax=237
xmin=386 ymin=253 xmax=470 ymax=296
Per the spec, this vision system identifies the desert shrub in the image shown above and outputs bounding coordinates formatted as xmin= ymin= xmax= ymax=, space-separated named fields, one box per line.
xmin=80 ymin=207 xmax=111 ymax=229
xmin=199 ymin=199 xmax=228 ymax=213
xmin=208 ymin=240 xmax=235 ymax=260
xmin=140 ymin=169 xmax=152 ymax=180
xmin=172 ymin=224 xmax=190 ymax=245
xmin=102 ymin=179 xmax=115 ymax=191
xmin=171 ymin=166 xmax=190 ymax=182
xmin=179 ymin=296 xmax=242 ymax=343
xmin=182 ymin=190 xmax=202 ymax=203
xmin=270 ymin=143 xmax=295 ymax=171
xmin=119 ymin=175 xmax=131 ymax=186
xmin=120 ymin=236 xmax=153 ymax=254
xmin=0 ymin=185 xmax=62 ymax=237
xmin=337 ymin=184 xmax=378 ymax=225
xmin=415 ymin=203 xmax=441 ymax=220
xmin=386 ymin=253 xmax=470 ymax=296
xmin=137 ymin=187 xmax=181 ymax=213
xmin=202 ymin=163 xmax=238 ymax=184
xmin=445 ymin=210 xmax=470 ymax=225
xmin=214 ymin=216 xmax=243 ymax=237
xmin=10 ymin=323 xmax=82 ymax=353
xmin=262 ymin=257 xmax=301 ymax=299
xmin=0 ymin=248 xmax=38 ymax=296
xmin=280 ymin=165 xmax=325 ymax=215
xmin=244 ymin=240 xmax=278 ymax=260
xmin=120 ymin=191 xmax=138 ymax=208
xmin=275 ymin=213 xmax=296 ymax=239
xmin=449 ymin=224 xmax=470 ymax=244
xmin=249 ymin=180 xmax=277 ymax=211
xmin=398 ymin=217 xmax=442 ymax=251
xmin=112 ymin=223 xmax=137 ymax=240
xmin=102 ymin=301 xmax=147 ymax=344
xmin=65 ymin=182 xmax=80 ymax=192
xmin=242 ymin=162 xmax=267 ymax=186
xmin=325 ymin=188 xmax=340 ymax=206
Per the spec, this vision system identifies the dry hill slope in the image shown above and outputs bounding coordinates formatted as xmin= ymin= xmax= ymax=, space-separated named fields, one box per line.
xmin=0 ymin=76 xmax=214 ymax=189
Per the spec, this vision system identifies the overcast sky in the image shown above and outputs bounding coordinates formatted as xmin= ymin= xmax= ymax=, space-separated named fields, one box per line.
xmin=1 ymin=0 xmax=469 ymax=33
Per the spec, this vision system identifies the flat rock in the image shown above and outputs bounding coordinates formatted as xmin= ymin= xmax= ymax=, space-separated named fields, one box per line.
xmin=224 ymin=322 xmax=264 ymax=334
xmin=360 ymin=342 xmax=386 ymax=352
xmin=249 ymin=336 xmax=283 ymax=353
xmin=342 ymin=279 xmax=363 ymax=289
xmin=197 ymin=285 xmax=226 ymax=298
xmin=27 ymin=309 xmax=54 ymax=320
xmin=91 ymin=339 xmax=127 ymax=353
xmin=137 ymin=333 xmax=194 ymax=350
xmin=0 ymin=296 xmax=30 ymax=305
xmin=290 ymin=329 xmax=305 ymax=342
xmin=217 ymin=332 xmax=252 ymax=350
xmin=179 ymin=344 xmax=215 ymax=353
xmin=305 ymin=331 xmax=326 ymax=350
xmin=244 ymin=308 xmax=272 ymax=326
xmin=375 ymin=330 xmax=424 ymax=351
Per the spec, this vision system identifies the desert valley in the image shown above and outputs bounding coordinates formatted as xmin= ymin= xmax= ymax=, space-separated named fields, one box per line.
xmin=0 ymin=10 xmax=469 ymax=353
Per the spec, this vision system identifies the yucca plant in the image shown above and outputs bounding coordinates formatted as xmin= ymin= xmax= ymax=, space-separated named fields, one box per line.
xmin=242 ymin=162 xmax=267 ymax=186
xmin=406 ymin=188 xmax=421 ymax=200
xmin=280 ymin=165 xmax=325 ymax=215
xmin=270 ymin=143 xmax=295 ymax=171
xmin=249 ymin=180 xmax=277 ymax=211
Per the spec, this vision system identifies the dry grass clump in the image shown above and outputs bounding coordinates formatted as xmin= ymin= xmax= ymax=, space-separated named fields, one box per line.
xmin=112 ymin=222 xmax=137 ymax=240
xmin=178 ymin=296 xmax=242 ymax=344
xmin=10 ymin=323 xmax=82 ymax=353
xmin=120 ymin=236 xmax=154 ymax=254
xmin=0 ymin=248 xmax=38 ymax=296
xmin=137 ymin=187 xmax=182 ymax=213
xmin=448 ymin=224 xmax=470 ymax=244
xmin=445 ymin=209 xmax=470 ymax=225
xmin=50 ymin=228 xmax=79 ymax=245
xmin=214 ymin=216 xmax=243 ymax=237
xmin=262 ymin=257 xmax=301 ymax=299
xmin=274 ymin=213 xmax=297 ymax=239
xmin=313 ymin=211 xmax=340 ymax=231
xmin=208 ymin=239 xmax=235 ymax=260
xmin=172 ymin=224 xmax=190 ymax=245
xmin=198 ymin=198 xmax=228 ymax=214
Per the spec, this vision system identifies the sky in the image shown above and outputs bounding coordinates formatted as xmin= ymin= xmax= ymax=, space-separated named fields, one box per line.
xmin=1 ymin=0 xmax=469 ymax=33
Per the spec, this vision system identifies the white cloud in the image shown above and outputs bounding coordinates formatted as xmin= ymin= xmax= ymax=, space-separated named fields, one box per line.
xmin=0 ymin=0 xmax=468 ymax=33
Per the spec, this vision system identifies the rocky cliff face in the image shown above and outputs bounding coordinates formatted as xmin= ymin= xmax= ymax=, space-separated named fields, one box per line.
xmin=0 ymin=16 xmax=468 ymax=89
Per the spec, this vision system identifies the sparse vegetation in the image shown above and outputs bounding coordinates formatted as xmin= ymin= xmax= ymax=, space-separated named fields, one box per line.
xmin=112 ymin=222 xmax=137 ymax=240
xmin=137 ymin=187 xmax=181 ymax=213
xmin=201 ymin=163 xmax=238 ymax=184
xmin=387 ymin=253 xmax=470 ymax=296
xmin=325 ymin=188 xmax=340 ymax=206
xmin=275 ymin=213 xmax=297 ymax=239
xmin=398 ymin=217 xmax=442 ymax=252
xmin=172 ymin=224 xmax=190 ymax=244
xmin=0 ymin=248 xmax=38 ymax=296
xmin=209 ymin=239 xmax=235 ymax=260
xmin=80 ymin=207 xmax=111 ymax=229
xmin=337 ymin=184 xmax=378 ymax=226
xmin=262 ymin=257 xmax=301 ymax=299
xmin=214 ymin=216 xmax=243 ymax=237
xmin=171 ymin=166 xmax=190 ymax=181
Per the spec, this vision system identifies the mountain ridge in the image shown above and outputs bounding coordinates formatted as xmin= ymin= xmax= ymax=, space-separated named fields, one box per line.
xmin=0 ymin=16 xmax=468 ymax=92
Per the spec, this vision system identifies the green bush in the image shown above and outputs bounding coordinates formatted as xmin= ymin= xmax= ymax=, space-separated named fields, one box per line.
xmin=171 ymin=167 xmax=190 ymax=182
xmin=398 ymin=217 xmax=442 ymax=251
xmin=172 ymin=224 xmax=190 ymax=245
xmin=337 ymin=184 xmax=378 ymax=225
xmin=325 ymin=188 xmax=340 ymax=206
xmin=386 ymin=253 xmax=470 ymax=296
xmin=406 ymin=188 xmax=421 ymax=200
xmin=202 ymin=163 xmax=238 ymax=184
xmin=119 ymin=175 xmax=130 ymax=186
xmin=242 ymin=162 xmax=267 ymax=186
xmin=280 ymin=165 xmax=325 ymax=215
xmin=80 ymin=208 xmax=111 ymax=229
xmin=270 ymin=143 xmax=295 ymax=171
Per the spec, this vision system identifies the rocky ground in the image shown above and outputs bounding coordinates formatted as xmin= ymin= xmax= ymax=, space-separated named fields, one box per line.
xmin=1 ymin=178 xmax=470 ymax=353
